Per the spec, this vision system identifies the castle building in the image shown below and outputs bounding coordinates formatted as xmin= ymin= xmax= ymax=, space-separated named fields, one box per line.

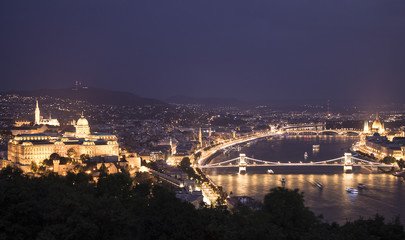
xmin=7 ymin=115 xmax=118 ymax=172
xmin=75 ymin=114 xmax=91 ymax=138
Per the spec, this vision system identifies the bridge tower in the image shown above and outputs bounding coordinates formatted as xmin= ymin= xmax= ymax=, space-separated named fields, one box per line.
xmin=343 ymin=153 xmax=353 ymax=172
xmin=239 ymin=153 xmax=247 ymax=174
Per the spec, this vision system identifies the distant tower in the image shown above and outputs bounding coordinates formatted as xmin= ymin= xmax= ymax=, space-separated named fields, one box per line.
xmin=35 ymin=100 xmax=40 ymax=124
xmin=209 ymin=127 xmax=212 ymax=137
xmin=199 ymin=128 xmax=202 ymax=147
xmin=327 ymin=99 xmax=331 ymax=118
xmin=379 ymin=120 xmax=385 ymax=135
xmin=363 ymin=120 xmax=369 ymax=133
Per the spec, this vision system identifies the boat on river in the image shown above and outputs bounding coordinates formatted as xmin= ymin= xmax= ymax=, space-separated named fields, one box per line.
xmin=393 ymin=171 xmax=405 ymax=177
xmin=358 ymin=183 xmax=366 ymax=189
xmin=345 ymin=188 xmax=358 ymax=194
xmin=315 ymin=181 xmax=324 ymax=189
xmin=267 ymin=169 xmax=274 ymax=174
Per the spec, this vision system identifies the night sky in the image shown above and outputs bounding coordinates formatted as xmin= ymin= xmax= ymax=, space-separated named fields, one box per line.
xmin=1 ymin=1 xmax=405 ymax=103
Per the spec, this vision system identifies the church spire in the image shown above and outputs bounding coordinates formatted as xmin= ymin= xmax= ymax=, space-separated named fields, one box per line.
xmin=35 ymin=100 xmax=40 ymax=125
xmin=199 ymin=128 xmax=202 ymax=147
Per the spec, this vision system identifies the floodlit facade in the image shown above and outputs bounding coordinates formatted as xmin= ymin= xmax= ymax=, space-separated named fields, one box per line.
xmin=8 ymin=115 xmax=119 ymax=171
xmin=363 ymin=113 xmax=385 ymax=135
xmin=34 ymin=100 xmax=60 ymax=126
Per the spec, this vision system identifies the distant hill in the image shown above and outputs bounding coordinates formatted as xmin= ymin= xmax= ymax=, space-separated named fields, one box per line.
xmin=166 ymin=95 xmax=251 ymax=107
xmin=8 ymin=87 xmax=165 ymax=106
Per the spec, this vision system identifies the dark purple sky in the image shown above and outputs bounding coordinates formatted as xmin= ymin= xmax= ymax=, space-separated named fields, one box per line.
xmin=1 ymin=0 xmax=405 ymax=102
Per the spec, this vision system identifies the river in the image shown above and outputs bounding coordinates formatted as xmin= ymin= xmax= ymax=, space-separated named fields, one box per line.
xmin=206 ymin=135 xmax=405 ymax=223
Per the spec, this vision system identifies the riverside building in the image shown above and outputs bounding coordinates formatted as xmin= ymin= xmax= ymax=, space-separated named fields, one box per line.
xmin=7 ymin=114 xmax=119 ymax=172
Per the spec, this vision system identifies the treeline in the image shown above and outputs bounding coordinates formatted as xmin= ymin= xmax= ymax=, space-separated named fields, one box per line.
xmin=0 ymin=167 xmax=404 ymax=240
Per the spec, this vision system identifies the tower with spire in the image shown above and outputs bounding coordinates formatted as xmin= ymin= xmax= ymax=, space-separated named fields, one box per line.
xmin=199 ymin=128 xmax=202 ymax=147
xmin=35 ymin=100 xmax=41 ymax=125
xmin=363 ymin=120 xmax=369 ymax=134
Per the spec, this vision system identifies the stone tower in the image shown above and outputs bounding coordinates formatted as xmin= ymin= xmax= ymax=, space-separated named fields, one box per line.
xmin=35 ymin=100 xmax=40 ymax=125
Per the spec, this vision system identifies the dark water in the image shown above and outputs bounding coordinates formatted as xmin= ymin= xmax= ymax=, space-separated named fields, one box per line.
xmin=207 ymin=135 xmax=405 ymax=223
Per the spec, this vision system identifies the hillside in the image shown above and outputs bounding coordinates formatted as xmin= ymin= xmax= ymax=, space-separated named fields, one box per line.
xmin=8 ymin=87 xmax=165 ymax=106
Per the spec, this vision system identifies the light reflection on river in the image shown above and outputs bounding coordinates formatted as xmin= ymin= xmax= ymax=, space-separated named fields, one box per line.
xmin=207 ymin=136 xmax=405 ymax=223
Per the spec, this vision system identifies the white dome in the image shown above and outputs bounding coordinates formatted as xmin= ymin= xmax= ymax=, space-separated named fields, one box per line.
xmin=77 ymin=116 xmax=89 ymax=126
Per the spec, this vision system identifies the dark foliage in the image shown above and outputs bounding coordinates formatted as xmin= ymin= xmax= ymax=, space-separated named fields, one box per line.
xmin=0 ymin=166 xmax=403 ymax=240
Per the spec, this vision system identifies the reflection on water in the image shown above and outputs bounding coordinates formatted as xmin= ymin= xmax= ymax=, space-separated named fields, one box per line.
xmin=210 ymin=172 xmax=405 ymax=223
xmin=207 ymin=136 xmax=405 ymax=223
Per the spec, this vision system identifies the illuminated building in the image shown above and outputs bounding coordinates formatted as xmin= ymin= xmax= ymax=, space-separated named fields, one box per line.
xmin=75 ymin=114 xmax=90 ymax=138
xmin=35 ymin=100 xmax=40 ymax=124
xmin=363 ymin=120 xmax=370 ymax=134
xmin=371 ymin=113 xmax=385 ymax=135
xmin=7 ymin=115 xmax=118 ymax=171
xmin=199 ymin=127 xmax=202 ymax=147
xmin=34 ymin=100 xmax=60 ymax=126
xmin=363 ymin=113 xmax=384 ymax=135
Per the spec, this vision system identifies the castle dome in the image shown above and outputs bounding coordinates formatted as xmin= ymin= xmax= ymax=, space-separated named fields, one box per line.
xmin=77 ymin=116 xmax=89 ymax=126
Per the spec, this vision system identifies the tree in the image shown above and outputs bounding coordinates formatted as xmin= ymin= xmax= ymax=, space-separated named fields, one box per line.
xmin=42 ymin=158 xmax=53 ymax=166
xmin=99 ymin=163 xmax=108 ymax=176
xmin=67 ymin=148 xmax=77 ymax=159
xmin=30 ymin=161 xmax=38 ymax=173
xmin=178 ymin=157 xmax=197 ymax=179
xmin=80 ymin=154 xmax=90 ymax=164
xmin=179 ymin=157 xmax=191 ymax=171
xmin=397 ymin=159 xmax=405 ymax=170
xmin=194 ymin=152 xmax=202 ymax=161
xmin=262 ymin=187 xmax=319 ymax=234
xmin=49 ymin=153 xmax=60 ymax=161
xmin=381 ymin=156 xmax=396 ymax=164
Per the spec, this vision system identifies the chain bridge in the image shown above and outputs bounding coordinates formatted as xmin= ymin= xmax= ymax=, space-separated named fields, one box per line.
xmin=199 ymin=153 xmax=394 ymax=174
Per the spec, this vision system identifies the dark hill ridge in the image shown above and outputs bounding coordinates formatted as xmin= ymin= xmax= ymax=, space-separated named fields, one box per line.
xmin=166 ymin=95 xmax=251 ymax=107
xmin=8 ymin=88 xmax=165 ymax=106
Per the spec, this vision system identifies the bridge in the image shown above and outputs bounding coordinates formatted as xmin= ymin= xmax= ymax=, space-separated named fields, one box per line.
xmin=199 ymin=153 xmax=394 ymax=174
xmin=281 ymin=124 xmax=362 ymax=135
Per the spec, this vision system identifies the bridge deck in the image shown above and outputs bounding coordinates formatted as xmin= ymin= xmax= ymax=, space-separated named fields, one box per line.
xmin=200 ymin=163 xmax=394 ymax=168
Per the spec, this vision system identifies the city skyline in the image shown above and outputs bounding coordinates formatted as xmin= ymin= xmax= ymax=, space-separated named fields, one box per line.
xmin=1 ymin=1 xmax=405 ymax=103
xmin=2 ymin=1 xmax=405 ymax=236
